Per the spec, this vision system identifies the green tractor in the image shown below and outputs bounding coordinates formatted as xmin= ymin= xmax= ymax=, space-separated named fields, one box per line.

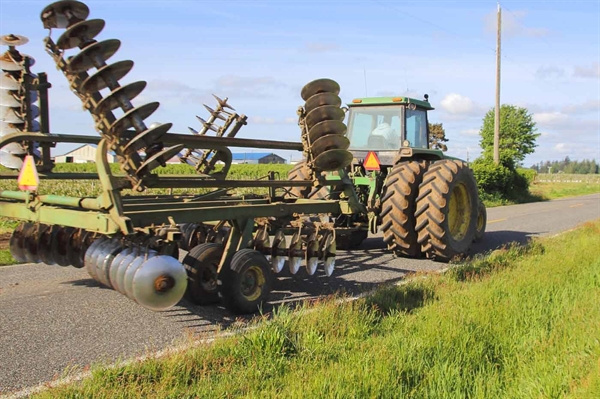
xmin=287 ymin=84 xmax=487 ymax=262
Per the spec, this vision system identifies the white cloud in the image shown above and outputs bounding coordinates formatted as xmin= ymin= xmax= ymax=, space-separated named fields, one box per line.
xmin=483 ymin=9 xmax=550 ymax=38
xmin=561 ymin=99 xmax=600 ymax=114
xmin=440 ymin=93 xmax=481 ymax=116
xmin=533 ymin=112 xmax=569 ymax=127
xmin=573 ymin=62 xmax=600 ymax=79
xmin=250 ymin=116 xmax=276 ymax=125
xmin=554 ymin=143 xmax=567 ymax=152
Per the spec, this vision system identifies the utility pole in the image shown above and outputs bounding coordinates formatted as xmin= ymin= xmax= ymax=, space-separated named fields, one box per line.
xmin=494 ymin=2 xmax=502 ymax=165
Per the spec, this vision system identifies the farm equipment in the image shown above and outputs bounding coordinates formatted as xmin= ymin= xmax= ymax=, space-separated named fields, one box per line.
xmin=0 ymin=0 xmax=486 ymax=315
xmin=287 ymin=95 xmax=488 ymax=260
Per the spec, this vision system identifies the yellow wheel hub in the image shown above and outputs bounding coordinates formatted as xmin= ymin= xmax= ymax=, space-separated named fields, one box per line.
xmin=448 ymin=182 xmax=472 ymax=241
xmin=241 ymin=265 xmax=265 ymax=302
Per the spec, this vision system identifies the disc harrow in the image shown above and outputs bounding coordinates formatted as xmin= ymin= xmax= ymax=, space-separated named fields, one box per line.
xmin=298 ymin=78 xmax=353 ymax=173
xmin=179 ymin=95 xmax=248 ymax=178
xmin=0 ymin=34 xmax=41 ymax=169
xmin=40 ymin=0 xmax=183 ymax=191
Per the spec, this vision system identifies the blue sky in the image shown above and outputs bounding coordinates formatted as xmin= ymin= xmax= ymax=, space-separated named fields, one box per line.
xmin=1 ymin=0 xmax=598 ymax=167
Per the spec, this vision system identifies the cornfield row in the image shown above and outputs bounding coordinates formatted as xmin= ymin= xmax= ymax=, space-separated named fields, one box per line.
xmin=0 ymin=163 xmax=296 ymax=197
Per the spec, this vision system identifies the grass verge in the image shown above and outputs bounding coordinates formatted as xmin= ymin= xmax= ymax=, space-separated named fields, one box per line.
xmin=32 ymin=220 xmax=600 ymax=398
xmin=0 ymin=249 xmax=16 ymax=266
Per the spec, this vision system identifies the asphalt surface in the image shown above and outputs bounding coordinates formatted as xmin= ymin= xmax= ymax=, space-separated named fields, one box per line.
xmin=1 ymin=193 xmax=599 ymax=395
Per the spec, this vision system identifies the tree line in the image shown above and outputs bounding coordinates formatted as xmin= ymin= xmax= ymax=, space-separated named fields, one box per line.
xmin=530 ymin=157 xmax=599 ymax=174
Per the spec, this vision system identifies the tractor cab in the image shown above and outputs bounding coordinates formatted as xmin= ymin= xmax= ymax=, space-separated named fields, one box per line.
xmin=344 ymin=95 xmax=435 ymax=166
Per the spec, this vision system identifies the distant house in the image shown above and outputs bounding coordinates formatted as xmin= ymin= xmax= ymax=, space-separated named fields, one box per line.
xmin=231 ymin=152 xmax=286 ymax=164
xmin=53 ymin=144 xmax=116 ymax=163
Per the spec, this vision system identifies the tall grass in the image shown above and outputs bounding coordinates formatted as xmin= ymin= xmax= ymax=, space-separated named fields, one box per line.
xmin=33 ymin=220 xmax=600 ymax=398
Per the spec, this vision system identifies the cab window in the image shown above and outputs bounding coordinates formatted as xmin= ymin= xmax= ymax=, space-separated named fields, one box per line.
xmin=405 ymin=108 xmax=428 ymax=149
xmin=346 ymin=105 xmax=402 ymax=150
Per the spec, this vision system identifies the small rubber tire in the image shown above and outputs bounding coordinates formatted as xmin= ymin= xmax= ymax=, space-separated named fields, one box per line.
xmin=219 ymin=249 xmax=273 ymax=315
xmin=183 ymin=243 xmax=223 ymax=305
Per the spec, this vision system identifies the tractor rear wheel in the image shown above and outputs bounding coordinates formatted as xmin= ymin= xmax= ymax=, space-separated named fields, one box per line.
xmin=285 ymin=159 xmax=330 ymax=200
xmin=474 ymin=201 xmax=487 ymax=243
xmin=415 ymin=159 xmax=478 ymax=261
xmin=183 ymin=243 xmax=223 ymax=305
xmin=380 ymin=160 xmax=428 ymax=257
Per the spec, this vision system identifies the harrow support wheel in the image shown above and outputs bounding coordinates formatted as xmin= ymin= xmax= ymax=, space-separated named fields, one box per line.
xmin=219 ymin=249 xmax=273 ymax=315
xmin=474 ymin=201 xmax=487 ymax=243
xmin=380 ymin=160 xmax=428 ymax=258
xmin=183 ymin=243 xmax=223 ymax=305
xmin=415 ymin=159 xmax=479 ymax=262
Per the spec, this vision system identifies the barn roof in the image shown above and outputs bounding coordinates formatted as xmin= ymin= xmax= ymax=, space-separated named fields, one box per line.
xmin=56 ymin=143 xmax=116 ymax=156
xmin=230 ymin=152 xmax=282 ymax=161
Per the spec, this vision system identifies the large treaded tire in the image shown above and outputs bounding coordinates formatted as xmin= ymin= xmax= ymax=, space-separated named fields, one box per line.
xmin=474 ymin=201 xmax=487 ymax=243
xmin=380 ymin=160 xmax=428 ymax=257
xmin=415 ymin=159 xmax=478 ymax=262
xmin=285 ymin=159 xmax=329 ymax=199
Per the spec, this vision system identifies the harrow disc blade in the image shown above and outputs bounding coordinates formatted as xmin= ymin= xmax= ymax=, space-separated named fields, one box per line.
xmin=131 ymin=255 xmax=188 ymax=311
xmin=313 ymin=148 xmax=353 ymax=172
xmin=124 ymin=251 xmax=157 ymax=301
xmin=38 ymin=224 xmax=56 ymax=265
xmin=95 ymin=240 xmax=124 ymax=289
xmin=0 ymin=73 xmax=20 ymax=91
xmin=270 ymin=230 xmax=287 ymax=273
xmin=301 ymin=78 xmax=340 ymax=101
xmin=41 ymin=1 xmax=90 ymax=29
xmin=288 ymin=232 xmax=302 ymax=275
xmin=123 ymin=122 xmax=171 ymax=152
xmin=52 ymin=226 xmax=76 ymax=267
xmin=108 ymin=247 xmax=133 ymax=290
xmin=321 ymin=232 xmax=337 ymax=276
xmin=0 ymin=34 xmax=29 ymax=47
xmin=135 ymin=144 xmax=184 ymax=176
xmin=84 ymin=236 xmax=108 ymax=279
xmin=67 ymin=229 xmax=94 ymax=268
xmin=304 ymin=92 xmax=341 ymax=114
xmin=94 ymin=80 xmax=146 ymax=114
xmin=56 ymin=18 xmax=105 ymax=50
xmin=305 ymin=238 xmax=320 ymax=276
xmin=81 ymin=60 xmax=134 ymax=93
xmin=24 ymin=223 xmax=42 ymax=263
xmin=305 ymin=105 xmax=345 ymax=131
xmin=310 ymin=134 xmax=350 ymax=158
xmin=114 ymin=250 xmax=138 ymax=295
xmin=0 ymin=150 xmax=23 ymax=169
xmin=109 ymin=101 xmax=160 ymax=134
xmin=8 ymin=223 xmax=27 ymax=263
xmin=0 ymin=90 xmax=20 ymax=107
xmin=67 ymin=39 xmax=121 ymax=72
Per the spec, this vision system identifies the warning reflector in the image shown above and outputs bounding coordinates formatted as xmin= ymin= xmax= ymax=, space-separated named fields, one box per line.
xmin=363 ymin=151 xmax=380 ymax=171
xmin=17 ymin=155 xmax=39 ymax=191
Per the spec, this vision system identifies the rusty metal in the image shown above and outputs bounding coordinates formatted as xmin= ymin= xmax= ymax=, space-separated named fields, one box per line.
xmin=39 ymin=0 xmax=183 ymax=192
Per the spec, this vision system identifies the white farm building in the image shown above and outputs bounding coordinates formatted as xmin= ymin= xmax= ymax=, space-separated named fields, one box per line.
xmin=54 ymin=144 xmax=116 ymax=163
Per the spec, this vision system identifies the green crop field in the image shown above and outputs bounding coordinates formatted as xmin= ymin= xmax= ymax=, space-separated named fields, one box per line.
xmin=31 ymin=220 xmax=600 ymax=398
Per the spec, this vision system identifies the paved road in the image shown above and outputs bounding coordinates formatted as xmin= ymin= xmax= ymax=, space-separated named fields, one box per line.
xmin=1 ymin=194 xmax=599 ymax=395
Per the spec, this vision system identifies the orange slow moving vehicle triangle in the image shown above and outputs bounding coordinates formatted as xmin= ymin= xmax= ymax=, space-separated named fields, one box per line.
xmin=17 ymin=155 xmax=39 ymax=191
xmin=363 ymin=151 xmax=380 ymax=171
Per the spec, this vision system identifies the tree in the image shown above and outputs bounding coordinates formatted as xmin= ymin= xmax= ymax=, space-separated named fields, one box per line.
xmin=479 ymin=104 xmax=540 ymax=168
xmin=429 ymin=122 xmax=448 ymax=151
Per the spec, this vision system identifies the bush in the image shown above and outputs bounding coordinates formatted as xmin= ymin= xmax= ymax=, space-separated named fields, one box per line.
xmin=470 ymin=157 xmax=532 ymax=202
